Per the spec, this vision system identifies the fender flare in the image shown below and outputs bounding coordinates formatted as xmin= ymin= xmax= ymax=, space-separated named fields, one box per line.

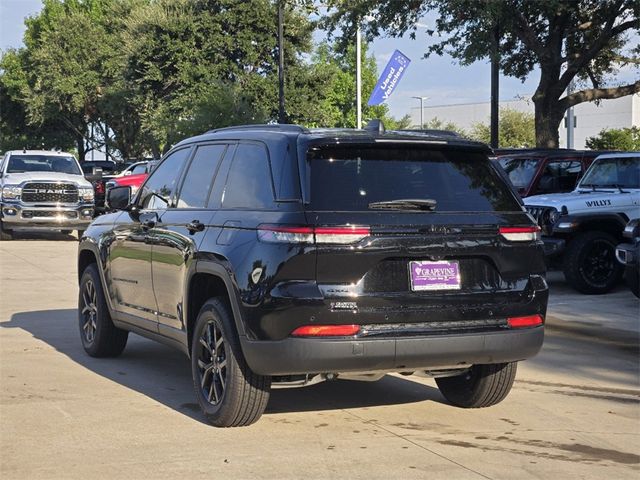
xmin=553 ymin=212 xmax=629 ymax=235
xmin=188 ymin=259 xmax=247 ymax=338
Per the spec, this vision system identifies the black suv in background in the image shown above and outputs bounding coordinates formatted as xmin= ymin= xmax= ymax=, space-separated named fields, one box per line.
xmin=77 ymin=123 xmax=548 ymax=427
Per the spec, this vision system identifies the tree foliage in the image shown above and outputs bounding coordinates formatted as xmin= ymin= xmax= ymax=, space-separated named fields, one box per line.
xmin=420 ymin=117 xmax=467 ymax=136
xmin=325 ymin=0 xmax=639 ymax=148
xmin=586 ymin=127 xmax=640 ymax=151
xmin=470 ymin=108 xmax=535 ymax=148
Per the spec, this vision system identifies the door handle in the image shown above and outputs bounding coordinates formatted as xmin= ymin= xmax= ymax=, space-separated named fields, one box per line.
xmin=186 ymin=219 xmax=205 ymax=234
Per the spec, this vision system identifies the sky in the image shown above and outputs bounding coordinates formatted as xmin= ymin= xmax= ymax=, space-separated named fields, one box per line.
xmin=1 ymin=0 xmax=636 ymax=121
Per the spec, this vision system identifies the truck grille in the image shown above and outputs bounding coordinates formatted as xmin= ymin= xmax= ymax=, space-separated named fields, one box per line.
xmin=22 ymin=210 xmax=77 ymax=219
xmin=525 ymin=205 xmax=552 ymax=226
xmin=22 ymin=183 xmax=78 ymax=203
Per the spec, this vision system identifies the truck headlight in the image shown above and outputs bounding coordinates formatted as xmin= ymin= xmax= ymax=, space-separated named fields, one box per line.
xmin=78 ymin=187 xmax=94 ymax=202
xmin=549 ymin=209 xmax=561 ymax=224
xmin=1 ymin=185 xmax=22 ymax=200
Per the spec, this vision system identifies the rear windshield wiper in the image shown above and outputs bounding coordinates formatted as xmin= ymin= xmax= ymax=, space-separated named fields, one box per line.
xmin=368 ymin=199 xmax=437 ymax=211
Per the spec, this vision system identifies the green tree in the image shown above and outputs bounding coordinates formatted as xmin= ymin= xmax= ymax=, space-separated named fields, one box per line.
xmin=0 ymin=49 xmax=75 ymax=152
xmin=470 ymin=108 xmax=535 ymax=148
xmin=586 ymin=127 xmax=640 ymax=151
xmin=420 ymin=117 xmax=467 ymax=136
xmin=307 ymin=41 xmax=404 ymax=128
xmin=325 ymin=0 xmax=639 ymax=148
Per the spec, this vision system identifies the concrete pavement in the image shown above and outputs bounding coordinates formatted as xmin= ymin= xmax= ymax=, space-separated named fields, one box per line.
xmin=1 ymin=236 xmax=638 ymax=479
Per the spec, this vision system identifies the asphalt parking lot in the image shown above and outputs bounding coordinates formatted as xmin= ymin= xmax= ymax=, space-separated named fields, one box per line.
xmin=1 ymin=234 xmax=639 ymax=479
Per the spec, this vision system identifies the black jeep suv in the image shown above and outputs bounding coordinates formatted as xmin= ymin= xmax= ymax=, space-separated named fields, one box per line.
xmin=77 ymin=123 xmax=548 ymax=427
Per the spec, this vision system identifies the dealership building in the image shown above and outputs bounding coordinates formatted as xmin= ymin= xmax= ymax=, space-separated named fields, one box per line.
xmin=409 ymin=93 xmax=640 ymax=149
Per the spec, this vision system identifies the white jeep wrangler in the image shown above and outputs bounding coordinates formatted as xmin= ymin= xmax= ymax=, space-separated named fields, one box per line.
xmin=524 ymin=152 xmax=640 ymax=294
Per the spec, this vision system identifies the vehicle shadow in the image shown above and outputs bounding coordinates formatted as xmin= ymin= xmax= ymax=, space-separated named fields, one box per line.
xmin=2 ymin=309 xmax=444 ymax=424
xmin=6 ymin=230 xmax=78 ymax=241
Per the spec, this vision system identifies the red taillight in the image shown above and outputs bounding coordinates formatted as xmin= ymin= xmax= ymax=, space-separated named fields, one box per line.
xmin=507 ymin=314 xmax=543 ymax=328
xmin=95 ymin=182 xmax=104 ymax=194
xmin=291 ymin=324 xmax=360 ymax=337
xmin=499 ymin=226 xmax=541 ymax=242
xmin=258 ymin=225 xmax=370 ymax=244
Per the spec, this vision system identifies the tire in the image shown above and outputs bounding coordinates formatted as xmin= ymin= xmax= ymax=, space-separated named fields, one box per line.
xmin=436 ymin=362 xmax=517 ymax=408
xmin=191 ymin=298 xmax=271 ymax=427
xmin=0 ymin=221 xmax=13 ymax=240
xmin=562 ymin=231 xmax=623 ymax=294
xmin=79 ymin=264 xmax=128 ymax=357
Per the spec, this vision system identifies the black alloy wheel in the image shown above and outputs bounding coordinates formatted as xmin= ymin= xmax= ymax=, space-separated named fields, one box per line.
xmin=581 ymin=238 xmax=617 ymax=285
xmin=190 ymin=298 xmax=271 ymax=427
xmin=563 ymin=231 xmax=623 ymax=294
xmin=81 ymin=279 xmax=98 ymax=344
xmin=78 ymin=264 xmax=128 ymax=357
xmin=197 ymin=320 xmax=228 ymax=406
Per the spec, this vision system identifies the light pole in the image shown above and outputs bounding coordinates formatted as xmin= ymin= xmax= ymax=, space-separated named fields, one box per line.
xmin=277 ymin=0 xmax=285 ymax=124
xmin=412 ymin=96 xmax=428 ymax=129
xmin=356 ymin=24 xmax=362 ymax=129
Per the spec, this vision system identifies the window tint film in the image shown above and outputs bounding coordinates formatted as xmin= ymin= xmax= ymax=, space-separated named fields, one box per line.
xmin=139 ymin=148 xmax=190 ymax=209
xmin=177 ymin=144 xmax=226 ymax=208
xmin=580 ymin=157 xmax=640 ymax=188
xmin=308 ymin=146 xmax=521 ymax=212
xmin=222 ymin=144 xmax=274 ymax=209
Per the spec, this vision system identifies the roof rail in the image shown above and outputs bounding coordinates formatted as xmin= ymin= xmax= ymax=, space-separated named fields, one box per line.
xmin=364 ymin=119 xmax=385 ymax=135
xmin=206 ymin=124 xmax=309 ymax=134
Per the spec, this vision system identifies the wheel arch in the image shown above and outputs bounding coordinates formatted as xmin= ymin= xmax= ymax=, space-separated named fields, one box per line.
xmin=185 ymin=261 xmax=247 ymax=355
xmin=561 ymin=213 xmax=629 ymax=242
xmin=78 ymin=247 xmax=98 ymax=283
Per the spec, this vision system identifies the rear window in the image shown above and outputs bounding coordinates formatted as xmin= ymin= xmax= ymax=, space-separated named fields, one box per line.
xmin=308 ymin=146 xmax=521 ymax=212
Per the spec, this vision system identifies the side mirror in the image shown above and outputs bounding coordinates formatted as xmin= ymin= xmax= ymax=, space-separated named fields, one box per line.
xmin=107 ymin=186 xmax=132 ymax=210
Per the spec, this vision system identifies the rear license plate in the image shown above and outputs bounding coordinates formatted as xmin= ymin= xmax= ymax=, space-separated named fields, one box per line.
xmin=409 ymin=260 xmax=461 ymax=291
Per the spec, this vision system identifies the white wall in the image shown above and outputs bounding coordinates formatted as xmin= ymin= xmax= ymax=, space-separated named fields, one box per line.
xmin=410 ymin=94 xmax=640 ymax=149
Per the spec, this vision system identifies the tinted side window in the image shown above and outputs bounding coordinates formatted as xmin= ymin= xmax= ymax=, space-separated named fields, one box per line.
xmin=139 ymin=148 xmax=190 ymax=209
xmin=177 ymin=144 xmax=226 ymax=208
xmin=538 ymin=160 xmax=581 ymax=192
xmin=222 ymin=144 xmax=274 ymax=209
xmin=131 ymin=164 xmax=147 ymax=175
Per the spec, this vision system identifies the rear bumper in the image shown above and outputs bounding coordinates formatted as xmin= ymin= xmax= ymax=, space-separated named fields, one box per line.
xmin=240 ymin=326 xmax=544 ymax=376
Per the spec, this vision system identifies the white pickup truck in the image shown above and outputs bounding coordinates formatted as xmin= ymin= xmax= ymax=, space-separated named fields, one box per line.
xmin=0 ymin=150 xmax=95 ymax=240
xmin=524 ymin=152 xmax=640 ymax=294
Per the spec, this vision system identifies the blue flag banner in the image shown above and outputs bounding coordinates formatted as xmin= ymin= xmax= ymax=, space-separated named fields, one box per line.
xmin=367 ymin=50 xmax=411 ymax=106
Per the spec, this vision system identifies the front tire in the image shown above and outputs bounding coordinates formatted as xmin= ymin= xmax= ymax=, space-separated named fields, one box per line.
xmin=79 ymin=264 xmax=128 ymax=357
xmin=0 ymin=221 xmax=13 ymax=240
xmin=191 ymin=299 xmax=271 ymax=427
xmin=563 ymin=231 xmax=623 ymax=294
xmin=436 ymin=362 xmax=517 ymax=408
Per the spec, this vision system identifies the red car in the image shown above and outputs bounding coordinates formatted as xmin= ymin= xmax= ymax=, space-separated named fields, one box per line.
xmin=495 ymin=150 xmax=605 ymax=197
xmin=104 ymin=161 xmax=158 ymax=206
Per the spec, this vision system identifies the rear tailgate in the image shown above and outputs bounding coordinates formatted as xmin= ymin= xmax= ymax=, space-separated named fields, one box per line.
xmin=304 ymin=143 xmax=546 ymax=332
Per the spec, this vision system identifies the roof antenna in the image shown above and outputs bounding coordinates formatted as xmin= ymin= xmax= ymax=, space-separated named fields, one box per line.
xmin=364 ymin=119 xmax=385 ymax=135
